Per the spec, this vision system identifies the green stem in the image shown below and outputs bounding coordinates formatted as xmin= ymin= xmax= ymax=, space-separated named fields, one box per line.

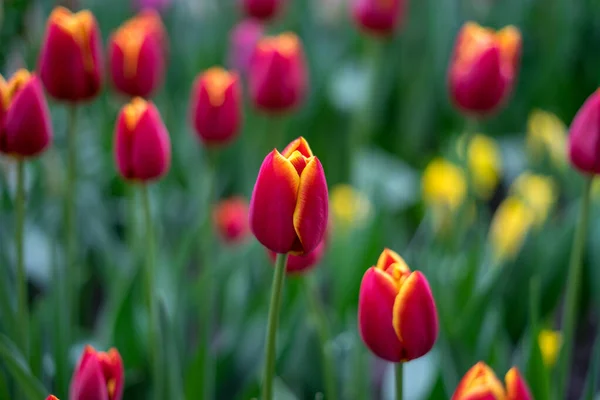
xmin=557 ymin=177 xmax=593 ymax=399
xmin=304 ymin=277 xmax=338 ymax=400
xmin=261 ymin=253 xmax=288 ymax=400
xmin=15 ymin=159 xmax=28 ymax=362
xmin=395 ymin=362 xmax=403 ymax=400
xmin=65 ymin=105 xmax=78 ymax=334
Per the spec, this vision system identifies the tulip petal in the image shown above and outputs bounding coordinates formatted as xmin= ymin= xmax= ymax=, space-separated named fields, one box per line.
xmin=130 ymin=103 xmax=171 ymax=181
xmin=282 ymin=136 xmax=313 ymax=158
xmin=375 ymin=248 xmax=405 ymax=271
xmin=505 ymin=367 xmax=532 ymax=400
xmin=70 ymin=347 xmax=109 ymax=400
xmin=452 ymin=362 xmax=506 ymax=400
xmin=568 ymin=90 xmax=600 ymax=174
xmin=293 ymin=157 xmax=328 ymax=254
xmin=392 ymin=271 xmax=438 ymax=361
xmin=249 ymin=150 xmax=300 ymax=253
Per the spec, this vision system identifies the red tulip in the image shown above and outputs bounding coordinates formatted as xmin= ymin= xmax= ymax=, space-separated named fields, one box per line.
xmin=109 ymin=10 xmax=167 ymax=98
xmin=249 ymin=137 xmax=328 ymax=255
xmin=505 ymin=367 xmax=533 ymax=400
xmin=213 ymin=197 xmax=250 ymax=244
xmin=351 ymin=0 xmax=406 ymax=36
xmin=0 ymin=70 xmax=52 ymax=158
xmin=448 ymin=22 xmax=521 ymax=117
xmin=114 ymin=97 xmax=171 ymax=181
xmin=267 ymin=238 xmax=325 ymax=274
xmin=358 ymin=248 xmax=438 ymax=362
xmin=228 ymin=19 xmax=264 ymax=76
xmin=70 ymin=345 xmax=124 ymax=400
xmin=241 ymin=0 xmax=284 ymax=21
xmin=452 ymin=362 xmax=532 ymax=400
xmin=190 ymin=67 xmax=242 ymax=146
xmin=46 ymin=396 xmax=59 ymax=400
xmin=568 ymin=89 xmax=600 ymax=174
xmin=38 ymin=7 xmax=104 ymax=102
xmin=249 ymin=32 xmax=308 ymax=113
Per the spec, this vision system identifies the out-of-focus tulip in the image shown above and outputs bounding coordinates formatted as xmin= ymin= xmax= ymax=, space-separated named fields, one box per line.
xmin=241 ymin=0 xmax=284 ymax=21
xmin=448 ymin=22 xmax=521 ymax=116
xmin=330 ymin=184 xmax=372 ymax=230
xmin=190 ymin=67 xmax=242 ymax=146
xmin=351 ymin=0 xmax=405 ymax=36
xmin=46 ymin=396 xmax=59 ymax=400
xmin=268 ymin=239 xmax=325 ymax=274
xmin=458 ymin=134 xmax=502 ymax=199
xmin=108 ymin=10 xmax=167 ymax=98
xmin=422 ymin=158 xmax=467 ymax=211
xmin=39 ymin=7 xmax=103 ymax=102
xmin=358 ymin=249 xmax=438 ymax=362
xmin=538 ymin=329 xmax=562 ymax=368
xmin=132 ymin=0 xmax=171 ymax=12
xmin=0 ymin=70 xmax=52 ymax=158
xmin=511 ymin=173 xmax=556 ymax=227
xmin=250 ymin=137 xmax=328 ymax=255
xmin=228 ymin=19 xmax=264 ymax=76
xmin=70 ymin=345 xmax=124 ymax=400
xmin=114 ymin=97 xmax=171 ymax=181
xmin=249 ymin=32 xmax=307 ymax=113
xmin=452 ymin=362 xmax=532 ymax=400
xmin=568 ymin=89 xmax=600 ymax=174
xmin=527 ymin=109 xmax=567 ymax=168
xmin=489 ymin=196 xmax=534 ymax=263
xmin=213 ymin=197 xmax=249 ymax=244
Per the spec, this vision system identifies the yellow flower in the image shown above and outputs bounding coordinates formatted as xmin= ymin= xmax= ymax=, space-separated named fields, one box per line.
xmin=422 ymin=158 xmax=467 ymax=211
xmin=527 ymin=109 xmax=567 ymax=168
xmin=467 ymin=134 xmax=502 ymax=199
xmin=489 ymin=196 xmax=534 ymax=263
xmin=538 ymin=329 xmax=562 ymax=368
xmin=511 ymin=173 xmax=557 ymax=227
xmin=330 ymin=184 xmax=371 ymax=229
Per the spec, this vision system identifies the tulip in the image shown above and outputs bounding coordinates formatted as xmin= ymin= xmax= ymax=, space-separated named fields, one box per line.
xmin=568 ymin=89 xmax=600 ymax=174
xmin=108 ymin=10 xmax=167 ymax=98
xmin=249 ymin=32 xmax=308 ymax=113
xmin=39 ymin=7 xmax=103 ymax=102
xmin=489 ymin=196 xmax=533 ymax=263
xmin=213 ymin=197 xmax=250 ymax=244
xmin=538 ymin=329 xmax=562 ymax=368
xmin=448 ymin=22 xmax=521 ymax=116
xmin=190 ymin=67 xmax=242 ymax=146
xmin=458 ymin=134 xmax=502 ymax=200
xmin=330 ymin=184 xmax=372 ymax=230
xmin=351 ymin=0 xmax=405 ymax=36
xmin=228 ymin=19 xmax=264 ymax=76
xmin=46 ymin=396 xmax=59 ymax=400
xmin=0 ymin=70 xmax=53 ymax=157
xmin=422 ymin=158 xmax=466 ymax=212
xmin=510 ymin=173 xmax=556 ymax=227
xmin=268 ymin=239 xmax=325 ymax=274
xmin=114 ymin=97 xmax=171 ymax=181
xmin=358 ymin=248 xmax=438 ymax=362
xmin=527 ymin=109 xmax=567 ymax=168
xmin=70 ymin=345 xmax=124 ymax=400
xmin=249 ymin=137 xmax=328 ymax=255
xmin=241 ymin=0 xmax=284 ymax=21
xmin=452 ymin=362 xmax=532 ymax=400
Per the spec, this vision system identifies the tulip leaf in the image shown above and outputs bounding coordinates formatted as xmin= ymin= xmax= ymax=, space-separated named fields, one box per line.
xmin=0 ymin=334 xmax=47 ymax=400
xmin=581 ymin=330 xmax=600 ymax=400
xmin=525 ymin=276 xmax=551 ymax=400
xmin=158 ymin=296 xmax=184 ymax=400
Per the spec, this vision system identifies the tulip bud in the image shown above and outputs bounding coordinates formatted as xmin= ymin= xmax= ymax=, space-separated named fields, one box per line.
xmin=452 ymin=362 xmax=532 ymax=400
xmin=70 ymin=345 xmax=124 ymax=400
xmin=448 ymin=22 xmax=521 ymax=116
xmin=249 ymin=137 xmax=328 ymax=255
xmin=0 ymin=70 xmax=53 ymax=158
xmin=108 ymin=10 xmax=167 ymax=98
xmin=358 ymin=249 xmax=438 ymax=362
xmin=114 ymin=97 xmax=171 ymax=181
xmin=568 ymin=89 xmax=600 ymax=174
xmin=228 ymin=19 xmax=264 ymax=76
xmin=505 ymin=367 xmax=533 ymax=400
xmin=39 ymin=7 xmax=103 ymax=102
xmin=190 ymin=67 xmax=242 ymax=146
xmin=268 ymin=238 xmax=325 ymax=274
xmin=351 ymin=0 xmax=405 ymax=36
xmin=241 ymin=0 xmax=284 ymax=21
xmin=249 ymin=32 xmax=308 ymax=113
xmin=213 ymin=197 xmax=250 ymax=244
xmin=46 ymin=396 xmax=59 ymax=400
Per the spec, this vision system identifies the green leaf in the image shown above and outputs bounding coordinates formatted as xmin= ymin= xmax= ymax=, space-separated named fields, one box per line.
xmin=581 ymin=329 xmax=600 ymax=400
xmin=158 ymin=296 xmax=184 ymax=400
xmin=525 ymin=276 xmax=551 ymax=400
xmin=0 ymin=334 xmax=47 ymax=400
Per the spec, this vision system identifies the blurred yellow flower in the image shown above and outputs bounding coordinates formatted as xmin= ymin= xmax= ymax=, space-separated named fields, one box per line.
xmin=527 ymin=109 xmax=567 ymax=167
xmin=330 ymin=184 xmax=371 ymax=229
xmin=489 ymin=196 xmax=534 ymax=263
xmin=538 ymin=329 xmax=562 ymax=368
xmin=422 ymin=158 xmax=467 ymax=211
xmin=511 ymin=173 xmax=557 ymax=227
xmin=466 ymin=134 xmax=502 ymax=199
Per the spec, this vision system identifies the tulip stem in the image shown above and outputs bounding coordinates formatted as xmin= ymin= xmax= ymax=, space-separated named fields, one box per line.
xmin=557 ymin=177 xmax=593 ymax=399
xmin=395 ymin=362 xmax=403 ymax=400
xmin=262 ymin=252 xmax=288 ymax=400
xmin=15 ymin=159 xmax=28 ymax=362
xmin=65 ymin=104 xmax=78 ymax=336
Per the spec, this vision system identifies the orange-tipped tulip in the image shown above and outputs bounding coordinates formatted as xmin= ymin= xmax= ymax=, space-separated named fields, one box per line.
xmin=568 ymin=89 xmax=600 ymax=174
xmin=114 ymin=97 xmax=171 ymax=182
xmin=0 ymin=70 xmax=52 ymax=158
xmin=452 ymin=362 xmax=532 ymax=400
xmin=190 ymin=67 xmax=242 ymax=146
xmin=268 ymin=238 xmax=325 ymax=274
xmin=108 ymin=10 xmax=167 ymax=98
xmin=46 ymin=396 xmax=59 ymax=400
xmin=249 ymin=32 xmax=307 ymax=113
xmin=70 ymin=345 xmax=124 ymax=400
xmin=351 ymin=0 xmax=406 ymax=36
xmin=448 ymin=22 xmax=521 ymax=117
xmin=250 ymin=137 xmax=328 ymax=255
xmin=213 ymin=197 xmax=250 ymax=244
xmin=241 ymin=0 xmax=285 ymax=21
xmin=39 ymin=7 xmax=103 ymax=102
xmin=358 ymin=248 xmax=438 ymax=362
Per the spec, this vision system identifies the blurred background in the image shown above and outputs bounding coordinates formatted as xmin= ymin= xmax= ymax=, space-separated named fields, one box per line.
xmin=1 ymin=0 xmax=600 ymax=398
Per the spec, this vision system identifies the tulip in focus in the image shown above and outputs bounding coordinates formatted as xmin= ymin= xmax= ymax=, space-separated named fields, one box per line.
xmin=268 ymin=239 xmax=325 ymax=274
xmin=538 ymin=329 xmax=562 ymax=368
xmin=109 ymin=10 xmax=167 ymax=98
xmin=70 ymin=345 xmax=124 ymax=400
xmin=213 ymin=197 xmax=250 ymax=244
xmin=458 ymin=134 xmax=502 ymax=199
xmin=448 ymin=22 xmax=521 ymax=116
xmin=489 ymin=196 xmax=534 ymax=263
xmin=114 ymin=97 xmax=171 ymax=181
xmin=351 ymin=0 xmax=406 ymax=36
xmin=527 ymin=109 xmax=567 ymax=168
xmin=242 ymin=0 xmax=284 ymax=21
xmin=0 ymin=70 xmax=53 ymax=157
xmin=452 ymin=362 xmax=532 ymax=400
xmin=39 ymin=7 xmax=103 ymax=102
xmin=568 ymin=89 xmax=600 ymax=174
xmin=249 ymin=33 xmax=308 ymax=113
xmin=190 ymin=67 xmax=242 ymax=146
xmin=228 ymin=19 xmax=264 ymax=76
xmin=358 ymin=249 xmax=438 ymax=362
xmin=511 ymin=172 xmax=556 ymax=227
xmin=249 ymin=137 xmax=328 ymax=255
